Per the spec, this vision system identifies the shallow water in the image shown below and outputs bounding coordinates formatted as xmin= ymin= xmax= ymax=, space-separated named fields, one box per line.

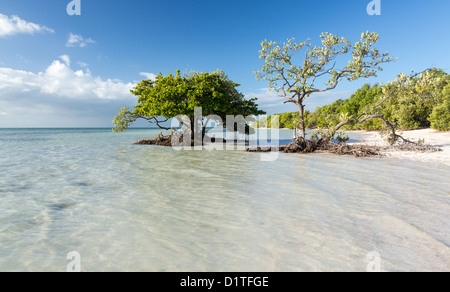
xmin=0 ymin=128 xmax=449 ymax=271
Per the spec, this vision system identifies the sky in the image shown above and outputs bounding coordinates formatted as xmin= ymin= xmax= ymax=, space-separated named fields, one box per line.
xmin=0 ymin=0 xmax=449 ymax=128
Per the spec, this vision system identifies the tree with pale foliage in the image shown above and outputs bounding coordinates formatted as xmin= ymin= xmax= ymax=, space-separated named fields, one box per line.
xmin=255 ymin=31 xmax=396 ymax=140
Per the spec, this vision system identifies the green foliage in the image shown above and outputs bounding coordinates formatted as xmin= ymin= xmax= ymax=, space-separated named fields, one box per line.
xmin=315 ymin=69 xmax=449 ymax=131
xmin=255 ymin=32 xmax=395 ymax=93
xmin=112 ymin=107 xmax=138 ymax=133
xmin=256 ymin=68 xmax=450 ymax=133
xmin=278 ymin=111 xmax=299 ymax=129
xmin=254 ymin=31 xmax=395 ymax=139
xmin=335 ymin=132 xmax=350 ymax=143
xmin=310 ymin=129 xmax=349 ymax=143
xmin=113 ymin=70 xmax=265 ymax=133
xmin=314 ymin=99 xmax=348 ymax=129
xmin=429 ymin=83 xmax=450 ymax=131
xmin=255 ymin=112 xmax=301 ymax=129
xmin=342 ymin=84 xmax=383 ymax=116
xmin=381 ymin=70 xmax=444 ymax=129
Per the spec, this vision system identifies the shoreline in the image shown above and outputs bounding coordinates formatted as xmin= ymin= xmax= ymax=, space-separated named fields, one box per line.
xmin=134 ymin=128 xmax=450 ymax=166
xmin=347 ymin=129 xmax=450 ymax=166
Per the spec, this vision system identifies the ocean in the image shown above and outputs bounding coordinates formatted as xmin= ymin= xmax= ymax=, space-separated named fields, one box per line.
xmin=0 ymin=128 xmax=449 ymax=271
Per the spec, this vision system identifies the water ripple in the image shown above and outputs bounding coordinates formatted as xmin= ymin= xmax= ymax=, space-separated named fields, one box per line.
xmin=0 ymin=128 xmax=448 ymax=271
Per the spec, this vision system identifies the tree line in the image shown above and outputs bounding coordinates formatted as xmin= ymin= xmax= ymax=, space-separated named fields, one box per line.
xmin=257 ymin=68 xmax=450 ymax=132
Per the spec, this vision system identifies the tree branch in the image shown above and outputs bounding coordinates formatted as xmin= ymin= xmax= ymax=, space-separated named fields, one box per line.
xmin=138 ymin=115 xmax=174 ymax=131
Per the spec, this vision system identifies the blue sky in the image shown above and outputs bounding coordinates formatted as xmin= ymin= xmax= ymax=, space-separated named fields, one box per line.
xmin=0 ymin=0 xmax=449 ymax=127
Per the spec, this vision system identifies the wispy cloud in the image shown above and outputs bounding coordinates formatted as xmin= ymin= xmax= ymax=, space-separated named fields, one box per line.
xmin=139 ymin=72 xmax=157 ymax=81
xmin=77 ymin=61 xmax=89 ymax=68
xmin=245 ymin=88 xmax=286 ymax=108
xmin=245 ymin=88 xmax=352 ymax=115
xmin=66 ymin=33 xmax=96 ymax=48
xmin=16 ymin=54 xmax=29 ymax=63
xmin=0 ymin=13 xmax=54 ymax=37
xmin=59 ymin=55 xmax=71 ymax=66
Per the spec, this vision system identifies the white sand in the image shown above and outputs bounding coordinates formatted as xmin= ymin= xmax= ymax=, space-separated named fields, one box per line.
xmin=348 ymin=129 xmax=450 ymax=166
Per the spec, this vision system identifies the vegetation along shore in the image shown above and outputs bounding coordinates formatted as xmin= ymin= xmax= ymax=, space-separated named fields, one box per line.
xmin=114 ymin=32 xmax=449 ymax=162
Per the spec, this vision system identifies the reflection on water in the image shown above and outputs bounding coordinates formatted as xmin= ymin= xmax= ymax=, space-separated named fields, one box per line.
xmin=0 ymin=128 xmax=449 ymax=271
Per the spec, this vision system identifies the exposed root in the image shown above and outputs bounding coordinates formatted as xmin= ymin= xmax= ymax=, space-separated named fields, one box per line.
xmin=247 ymin=139 xmax=442 ymax=158
xmin=317 ymin=142 xmax=384 ymax=157
xmin=135 ymin=134 xmax=173 ymax=146
xmin=135 ymin=134 xmax=238 ymax=147
xmin=136 ymin=134 xmax=442 ymax=158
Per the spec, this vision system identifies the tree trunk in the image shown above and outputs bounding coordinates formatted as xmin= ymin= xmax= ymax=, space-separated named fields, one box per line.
xmin=332 ymin=113 xmax=416 ymax=146
xmin=202 ymin=126 xmax=207 ymax=141
xmin=189 ymin=116 xmax=196 ymax=145
xmin=188 ymin=115 xmax=208 ymax=146
xmin=297 ymin=103 xmax=306 ymax=140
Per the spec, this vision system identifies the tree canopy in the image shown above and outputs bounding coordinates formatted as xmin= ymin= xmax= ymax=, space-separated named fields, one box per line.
xmin=255 ymin=31 xmax=396 ymax=139
xmin=113 ymin=70 xmax=265 ymax=137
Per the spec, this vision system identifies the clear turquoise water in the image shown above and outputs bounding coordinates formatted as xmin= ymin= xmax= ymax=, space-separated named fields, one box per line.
xmin=0 ymin=128 xmax=449 ymax=271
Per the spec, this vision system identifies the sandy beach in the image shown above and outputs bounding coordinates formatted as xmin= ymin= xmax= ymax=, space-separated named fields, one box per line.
xmin=349 ymin=129 xmax=450 ymax=166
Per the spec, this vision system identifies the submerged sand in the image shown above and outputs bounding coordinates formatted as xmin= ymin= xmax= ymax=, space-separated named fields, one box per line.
xmin=349 ymin=129 xmax=450 ymax=166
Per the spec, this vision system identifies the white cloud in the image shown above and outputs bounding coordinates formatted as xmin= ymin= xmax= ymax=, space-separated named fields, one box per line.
xmin=39 ymin=60 xmax=133 ymax=99
xmin=59 ymin=55 xmax=71 ymax=66
xmin=139 ymin=72 xmax=157 ymax=81
xmin=77 ymin=61 xmax=89 ymax=68
xmin=0 ymin=57 xmax=134 ymax=104
xmin=307 ymin=90 xmax=353 ymax=108
xmin=0 ymin=13 xmax=54 ymax=37
xmin=0 ymin=57 xmax=138 ymax=127
xmin=66 ymin=33 xmax=96 ymax=48
xmin=245 ymin=88 xmax=298 ymax=115
xmin=245 ymin=88 xmax=286 ymax=108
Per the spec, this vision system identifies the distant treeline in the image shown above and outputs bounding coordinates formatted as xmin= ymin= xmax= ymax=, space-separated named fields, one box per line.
xmin=257 ymin=69 xmax=450 ymax=131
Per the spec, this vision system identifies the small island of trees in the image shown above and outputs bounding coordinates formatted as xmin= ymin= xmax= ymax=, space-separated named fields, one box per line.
xmin=113 ymin=70 xmax=265 ymax=146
